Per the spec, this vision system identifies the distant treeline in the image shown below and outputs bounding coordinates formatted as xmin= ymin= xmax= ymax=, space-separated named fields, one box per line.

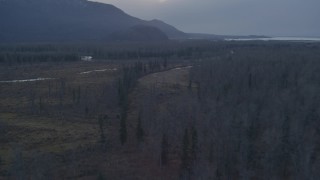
xmin=1 ymin=41 xmax=319 ymax=64
xmin=0 ymin=52 xmax=79 ymax=64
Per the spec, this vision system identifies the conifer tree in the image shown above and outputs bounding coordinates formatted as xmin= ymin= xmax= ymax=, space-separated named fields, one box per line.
xmin=181 ymin=128 xmax=190 ymax=170
xmin=160 ymin=133 xmax=169 ymax=166
xmin=120 ymin=112 xmax=127 ymax=145
xmin=191 ymin=126 xmax=198 ymax=162
xmin=98 ymin=115 xmax=108 ymax=143
xmin=136 ymin=112 xmax=145 ymax=143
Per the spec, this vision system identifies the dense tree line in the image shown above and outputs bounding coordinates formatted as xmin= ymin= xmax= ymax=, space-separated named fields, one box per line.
xmin=4 ymin=41 xmax=315 ymax=64
xmin=0 ymin=52 xmax=78 ymax=64
xmin=131 ymin=42 xmax=320 ymax=179
xmin=117 ymin=59 xmax=176 ymax=145
xmin=2 ymin=41 xmax=319 ymax=65
xmin=186 ymin=45 xmax=320 ymax=179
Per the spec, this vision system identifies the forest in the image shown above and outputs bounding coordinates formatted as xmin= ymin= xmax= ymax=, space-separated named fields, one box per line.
xmin=1 ymin=40 xmax=320 ymax=179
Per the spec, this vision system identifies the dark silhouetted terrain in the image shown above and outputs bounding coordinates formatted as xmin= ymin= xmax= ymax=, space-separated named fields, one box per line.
xmin=0 ymin=0 xmax=186 ymax=42
xmin=109 ymin=25 xmax=169 ymax=42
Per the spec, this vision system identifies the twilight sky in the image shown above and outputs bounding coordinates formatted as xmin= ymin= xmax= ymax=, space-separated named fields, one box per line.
xmin=91 ymin=0 xmax=320 ymax=37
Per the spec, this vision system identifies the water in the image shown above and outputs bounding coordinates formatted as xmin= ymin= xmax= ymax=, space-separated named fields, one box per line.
xmin=0 ymin=78 xmax=55 ymax=83
xmin=0 ymin=68 xmax=118 ymax=83
xmin=79 ymin=68 xmax=118 ymax=74
xmin=173 ymin=66 xmax=193 ymax=70
xmin=226 ymin=37 xmax=320 ymax=42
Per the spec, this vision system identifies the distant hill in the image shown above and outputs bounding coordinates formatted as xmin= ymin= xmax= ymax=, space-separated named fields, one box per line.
xmin=109 ymin=25 xmax=168 ymax=42
xmin=0 ymin=0 xmax=185 ymax=42
xmin=187 ymin=33 xmax=270 ymax=40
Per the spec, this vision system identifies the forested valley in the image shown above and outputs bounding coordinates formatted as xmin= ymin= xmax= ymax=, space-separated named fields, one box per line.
xmin=1 ymin=41 xmax=320 ymax=179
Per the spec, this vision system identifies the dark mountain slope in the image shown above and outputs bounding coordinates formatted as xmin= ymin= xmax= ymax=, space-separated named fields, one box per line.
xmin=0 ymin=0 xmax=182 ymax=42
xmin=109 ymin=25 xmax=168 ymax=42
xmin=147 ymin=19 xmax=187 ymax=39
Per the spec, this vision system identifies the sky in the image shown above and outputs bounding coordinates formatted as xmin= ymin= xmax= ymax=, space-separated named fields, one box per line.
xmin=91 ymin=0 xmax=320 ymax=37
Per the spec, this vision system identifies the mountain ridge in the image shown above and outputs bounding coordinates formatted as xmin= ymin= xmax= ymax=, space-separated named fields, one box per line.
xmin=0 ymin=0 xmax=185 ymax=42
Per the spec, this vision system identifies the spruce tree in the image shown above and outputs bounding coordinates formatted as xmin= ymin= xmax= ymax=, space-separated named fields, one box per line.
xmin=181 ymin=128 xmax=190 ymax=170
xmin=120 ymin=112 xmax=127 ymax=145
xmin=188 ymin=80 xmax=192 ymax=91
xmin=209 ymin=141 xmax=214 ymax=163
xmin=98 ymin=115 xmax=108 ymax=143
xmin=39 ymin=97 xmax=43 ymax=113
xmin=136 ymin=112 xmax=145 ymax=143
xmin=77 ymin=86 xmax=81 ymax=104
xmin=96 ymin=172 xmax=105 ymax=180
xmin=191 ymin=126 xmax=198 ymax=162
xmin=160 ymin=133 xmax=169 ymax=166
xmin=72 ymin=88 xmax=76 ymax=104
